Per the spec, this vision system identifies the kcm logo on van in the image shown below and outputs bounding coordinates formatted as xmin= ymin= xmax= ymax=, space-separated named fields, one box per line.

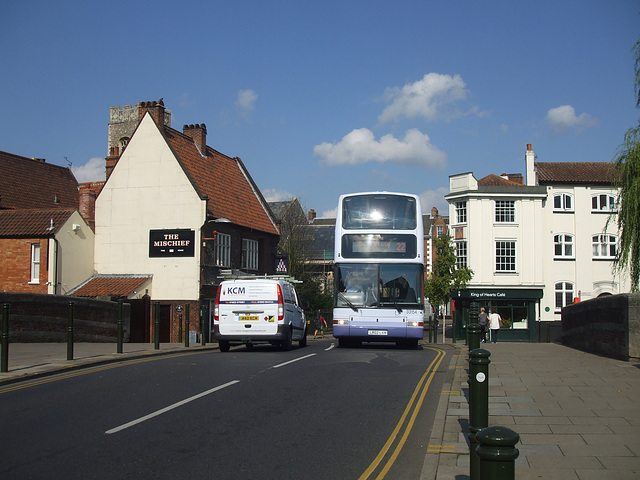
xmin=225 ymin=286 xmax=246 ymax=295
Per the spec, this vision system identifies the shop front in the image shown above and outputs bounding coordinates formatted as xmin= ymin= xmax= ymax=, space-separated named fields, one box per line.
xmin=451 ymin=288 xmax=543 ymax=343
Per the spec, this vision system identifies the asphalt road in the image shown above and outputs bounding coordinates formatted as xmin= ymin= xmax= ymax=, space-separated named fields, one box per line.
xmin=0 ymin=340 xmax=450 ymax=480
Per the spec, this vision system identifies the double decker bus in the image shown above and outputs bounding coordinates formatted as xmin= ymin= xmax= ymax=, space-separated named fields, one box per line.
xmin=333 ymin=192 xmax=424 ymax=348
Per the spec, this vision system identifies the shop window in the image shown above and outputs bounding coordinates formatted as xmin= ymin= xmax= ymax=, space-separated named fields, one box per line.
xmin=242 ymin=238 xmax=259 ymax=270
xmin=485 ymin=302 xmax=528 ymax=330
xmin=553 ymin=234 xmax=574 ymax=259
xmin=495 ymin=200 xmax=515 ymax=223
xmin=555 ymin=281 xmax=574 ymax=312
xmin=553 ymin=193 xmax=573 ymax=212
xmin=215 ymin=233 xmax=231 ymax=267
xmin=495 ymin=240 xmax=516 ymax=272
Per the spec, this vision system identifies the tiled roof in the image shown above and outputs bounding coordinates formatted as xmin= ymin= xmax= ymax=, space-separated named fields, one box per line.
xmin=68 ymin=274 xmax=152 ymax=298
xmin=478 ymin=174 xmax=525 ymax=187
xmin=162 ymin=127 xmax=279 ymax=235
xmin=0 ymin=151 xmax=79 ymax=210
xmin=536 ymin=162 xmax=614 ymax=185
xmin=0 ymin=208 xmax=75 ymax=236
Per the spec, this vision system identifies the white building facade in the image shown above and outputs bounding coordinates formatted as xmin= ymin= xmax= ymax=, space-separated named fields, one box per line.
xmin=446 ymin=144 xmax=628 ymax=342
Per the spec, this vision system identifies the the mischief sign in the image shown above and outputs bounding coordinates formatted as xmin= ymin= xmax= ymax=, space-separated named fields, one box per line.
xmin=149 ymin=229 xmax=195 ymax=257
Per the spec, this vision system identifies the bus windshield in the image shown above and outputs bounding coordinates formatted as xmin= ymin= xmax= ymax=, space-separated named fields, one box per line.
xmin=335 ymin=263 xmax=423 ymax=308
xmin=342 ymin=194 xmax=417 ymax=230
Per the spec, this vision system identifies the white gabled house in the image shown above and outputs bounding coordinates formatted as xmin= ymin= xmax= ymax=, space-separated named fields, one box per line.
xmin=446 ymin=144 xmax=629 ymax=342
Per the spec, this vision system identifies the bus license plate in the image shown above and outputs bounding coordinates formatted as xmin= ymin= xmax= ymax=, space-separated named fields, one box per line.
xmin=368 ymin=330 xmax=388 ymax=336
xmin=240 ymin=315 xmax=259 ymax=322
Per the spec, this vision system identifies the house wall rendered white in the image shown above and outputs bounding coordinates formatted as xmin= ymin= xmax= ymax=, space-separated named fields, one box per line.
xmin=49 ymin=211 xmax=95 ymax=295
xmin=95 ymin=114 xmax=206 ymax=300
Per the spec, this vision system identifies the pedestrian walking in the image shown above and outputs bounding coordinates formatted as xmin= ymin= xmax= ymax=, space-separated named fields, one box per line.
xmin=477 ymin=307 xmax=488 ymax=343
xmin=314 ymin=311 xmax=327 ymax=338
xmin=489 ymin=309 xmax=502 ymax=343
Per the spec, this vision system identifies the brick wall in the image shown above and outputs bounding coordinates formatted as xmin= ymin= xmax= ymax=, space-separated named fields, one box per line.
xmin=562 ymin=293 xmax=640 ymax=360
xmin=0 ymin=238 xmax=48 ymax=294
xmin=0 ymin=293 xmax=130 ymax=342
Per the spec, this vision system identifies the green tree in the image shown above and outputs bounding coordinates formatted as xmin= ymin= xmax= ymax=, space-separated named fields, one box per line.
xmin=610 ymin=39 xmax=640 ymax=292
xmin=424 ymin=233 xmax=473 ymax=327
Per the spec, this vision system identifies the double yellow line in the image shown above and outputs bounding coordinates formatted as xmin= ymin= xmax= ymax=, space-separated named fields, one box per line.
xmin=359 ymin=347 xmax=447 ymax=480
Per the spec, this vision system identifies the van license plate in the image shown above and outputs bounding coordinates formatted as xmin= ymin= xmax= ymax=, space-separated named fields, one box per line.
xmin=368 ymin=330 xmax=388 ymax=336
xmin=240 ymin=315 xmax=259 ymax=322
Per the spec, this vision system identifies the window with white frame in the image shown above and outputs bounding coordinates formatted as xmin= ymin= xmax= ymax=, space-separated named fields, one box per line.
xmin=241 ymin=238 xmax=259 ymax=270
xmin=495 ymin=240 xmax=516 ymax=272
xmin=592 ymin=234 xmax=617 ymax=259
xmin=591 ymin=194 xmax=616 ymax=212
xmin=436 ymin=225 xmax=443 ymax=237
xmin=555 ymin=281 xmax=574 ymax=312
xmin=455 ymin=241 xmax=468 ymax=268
xmin=30 ymin=243 xmax=40 ymax=283
xmin=495 ymin=200 xmax=515 ymax=223
xmin=455 ymin=201 xmax=467 ymax=224
xmin=215 ymin=233 xmax=231 ymax=267
xmin=553 ymin=193 xmax=573 ymax=212
xmin=553 ymin=234 xmax=574 ymax=259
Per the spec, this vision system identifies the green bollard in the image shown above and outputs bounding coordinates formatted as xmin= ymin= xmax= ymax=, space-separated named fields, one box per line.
xmin=428 ymin=317 xmax=432 ymax=343
xmin=476 ymin=426 xmax=519 ymax=480
xmin=468 ymin=323 xmax=481 ymax=351
xmin=200 ymin=306 xmax=206 ymax=346
xmin=184 ymin=304 xmax=190 ymax=348
xmin=178 ymin=313 xmax=183 ymax=343
xmin=154 ymin=301 xmax=160 ymax=350
xmin=117 ymin=299 xmax=124 ymax=354
xmin=1 ymin=303 xmax=9 ymax=373
xmin=67 ymin=302 xmax=74 ymax=361
xmin=468 ymin=348 xmax=491 ymax=480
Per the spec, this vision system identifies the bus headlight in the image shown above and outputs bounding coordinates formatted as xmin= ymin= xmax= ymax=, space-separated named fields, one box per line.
xmin=408 ymin=321 xmax=420 ymax=327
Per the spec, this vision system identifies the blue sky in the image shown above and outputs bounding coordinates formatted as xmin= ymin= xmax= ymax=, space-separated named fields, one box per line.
xmin=1 ymin=1 xmax=638 ymax=218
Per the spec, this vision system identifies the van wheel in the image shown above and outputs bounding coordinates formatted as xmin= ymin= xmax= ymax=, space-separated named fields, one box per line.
xmin=219 ymin=340 xmax=230 ymax=352
xmin=299 ymin=327 xmax=307 ymax=348
xmin=281 ymin=328 xmax=293 ymax=351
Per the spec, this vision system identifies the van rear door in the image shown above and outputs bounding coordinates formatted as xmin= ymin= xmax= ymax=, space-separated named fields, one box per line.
xmin=217 ymin=281 xmax=279 ymax=336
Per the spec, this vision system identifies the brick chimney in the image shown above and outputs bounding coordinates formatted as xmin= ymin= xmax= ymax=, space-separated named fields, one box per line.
xmin=183 ymin=124 xmax=207 ymax=152
xmin=308 ymin=209 xmax=316 ymax=223
xmin=431 ymin=206 xmax=439 ymax=218
xmin=78 ymin=185 xmax=97 ymax=231
xmin=138 ymin=99 xmax=166 ymax=127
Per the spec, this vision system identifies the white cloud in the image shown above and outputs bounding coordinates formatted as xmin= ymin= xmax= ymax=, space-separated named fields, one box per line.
xmin=418 ymin=187 xmax=450 ymax=215
xmin=72 ymin=157 xmax=104 ymax=183
xmin=262 ymin=188 xmax=294 ymax=202
xmin=378 ymin=73 xmax=470 ymax=123
xmin=313 ymin=128 xmax=446 ymax=168
xmin=321 ymin=206 xmax=338 ymax=218
xmin=546 ymin=105 xmax=597 ymax=133
xmin=236 ymin=89 xmax=258 ymax=114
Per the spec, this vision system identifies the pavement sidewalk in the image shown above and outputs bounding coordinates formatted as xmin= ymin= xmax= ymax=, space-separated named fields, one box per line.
xmin=422 ymin=342 xmax=640 ymax=480
xmin=0 ymin=342 xmax=219 ymax=386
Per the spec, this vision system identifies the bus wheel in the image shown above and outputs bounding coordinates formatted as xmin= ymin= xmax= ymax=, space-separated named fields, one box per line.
xmin=219 ymin=340 xmax=230 ymax=352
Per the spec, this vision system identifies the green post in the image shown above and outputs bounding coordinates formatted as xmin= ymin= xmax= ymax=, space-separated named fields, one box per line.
xmin=184 ymin=304 xmax=190 ymax=348
xmin=67 ymin=302 xmax=74 ymax=361
xmin=200 ymin=305 xmax=206 ymax=346
xmin=468 ymin=323 xmax=481 ymax=351
xmin=1 ymin=303 xmax=9 ymax=372
xmin=468 ymin=348 xmax=491 ymax=480
xmin=428 ymin=317 xmax=432 ymax=343
xmin=178 ymin=313 xmax=183 ymax=343
xmin=117 ymin=299 xmax=123 ymax=354
xmin=154 ymin=301 xmax=160 ymax=350
xmin=452 ymin=314 xmax=457 ymax=344
xmin=476 ymin=426 xmax=519 ymax=480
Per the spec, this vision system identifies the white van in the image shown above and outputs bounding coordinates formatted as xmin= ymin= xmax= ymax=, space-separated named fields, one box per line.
xmin=213 ymin=278 xmax=307 ymax=351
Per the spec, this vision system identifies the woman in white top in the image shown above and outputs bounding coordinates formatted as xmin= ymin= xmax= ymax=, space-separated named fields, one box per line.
xmin=489 ymin=309 xmax=502 ymax=343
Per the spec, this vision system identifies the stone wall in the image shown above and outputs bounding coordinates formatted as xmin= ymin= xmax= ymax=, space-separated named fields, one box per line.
xmin=0 ymin=293 xmax=130 ymax=342
xmin=562 ymin=293 xmax=640 ymax=361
